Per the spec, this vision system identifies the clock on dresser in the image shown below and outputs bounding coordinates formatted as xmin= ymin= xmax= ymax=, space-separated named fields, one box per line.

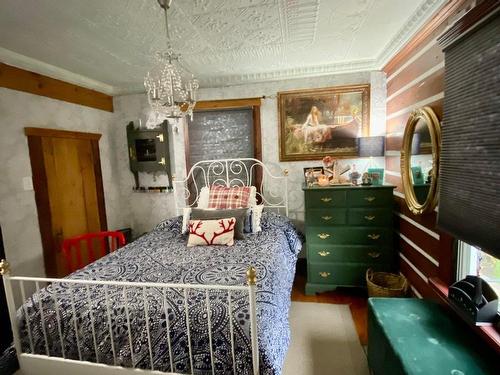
xmin=303 ymin=184 xmax=396 ymax=295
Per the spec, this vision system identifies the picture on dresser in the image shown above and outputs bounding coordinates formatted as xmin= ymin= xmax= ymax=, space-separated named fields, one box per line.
xmin=278 ymin=84 xmax=370 ymax=161
xmin=368 ymin=168 xmax=385 ymax=186
xmin=303 ymin=167 xmax=324 ymax=186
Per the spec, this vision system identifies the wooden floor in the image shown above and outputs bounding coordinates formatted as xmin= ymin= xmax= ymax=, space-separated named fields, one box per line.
xmin=291 ymin=260 xmax=368 ymax=345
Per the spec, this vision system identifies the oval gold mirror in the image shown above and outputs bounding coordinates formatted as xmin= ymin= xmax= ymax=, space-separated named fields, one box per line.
xmin=401 ymin=106 xmax=441 ymax=215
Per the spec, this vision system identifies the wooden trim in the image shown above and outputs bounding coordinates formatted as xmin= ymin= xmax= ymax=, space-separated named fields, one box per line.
xmin=383 ymin=0 xmax=469 ymax=73
xmin=27 ymin=136 xmax=57 ymax=277
xmin=429 ymin=277 xmax=500 ymax=354
xmin=399 ymin=258 xmax=434 ymax=298
xmin=194 ymin=98 xmax=262 ymax=110
xmin=398 ymin=217 xmax=441 ymax=261
xmin=438 ymin=0 xmax=500 ymax=50
xmin=0 ymin=63 xmax=113 ymax=112
xmin=24 ymin=127 xmax=101 ymax=140
xmin=387 ymin=71 xmax=444 ymax=115
xmin=90 ymin=140 xmax=108 ymax=232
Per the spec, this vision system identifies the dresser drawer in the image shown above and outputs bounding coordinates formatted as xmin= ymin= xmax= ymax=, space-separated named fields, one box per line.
xmin=348 ymin=208 xmax=392 ymax=226
xmin=309 ymin=262 xmax=388 ymax=286
xmin=347 ymin=189 xmax=393 ymax=207
xmin=306 ymin=227 xmax=393 ymax=245
xmin=305 ymin=190 xmax=346 ymax=208
xmin=307 ymin=244 xmax=394 ymax=263
xmin=306 ymin=208 xmax=347 ymax=226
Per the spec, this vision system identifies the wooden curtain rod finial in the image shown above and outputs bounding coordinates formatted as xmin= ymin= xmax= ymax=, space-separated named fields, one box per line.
xmin=0 ymin=259 xmax=10 ymax=276
xmin=246 ymin=266 xmax=257 ymax=286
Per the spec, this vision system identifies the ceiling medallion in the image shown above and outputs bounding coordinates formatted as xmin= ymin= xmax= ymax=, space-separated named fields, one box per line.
xmin=144 ymin=0 xmax=199 ymax=125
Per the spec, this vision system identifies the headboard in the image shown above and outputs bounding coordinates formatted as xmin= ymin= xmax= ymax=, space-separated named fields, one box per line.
xmin=173 ymin=158 xmax=289 ymax=216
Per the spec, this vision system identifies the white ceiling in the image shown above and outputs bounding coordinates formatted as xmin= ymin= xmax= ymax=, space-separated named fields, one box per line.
xmin=0 ymin=0 xmax=446 ymax=95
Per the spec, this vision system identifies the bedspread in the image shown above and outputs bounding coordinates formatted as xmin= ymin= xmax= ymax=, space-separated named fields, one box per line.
xmin=17 ymin=212 xmax=303 ymax=374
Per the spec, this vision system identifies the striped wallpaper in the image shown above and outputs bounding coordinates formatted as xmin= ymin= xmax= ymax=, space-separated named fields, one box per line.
xmin=383 ymin=0 xmax=475 ymax=298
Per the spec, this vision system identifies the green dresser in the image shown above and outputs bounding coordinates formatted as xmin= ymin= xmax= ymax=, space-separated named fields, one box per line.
xmin=303 ymin=184 xmax=396 ymax=295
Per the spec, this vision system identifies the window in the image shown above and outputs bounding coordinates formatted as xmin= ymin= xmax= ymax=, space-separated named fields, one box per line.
xmin=457 ymin=241 xmax=500 ymax=300
xmin=187 ymin=108 xmax=255 ymax=165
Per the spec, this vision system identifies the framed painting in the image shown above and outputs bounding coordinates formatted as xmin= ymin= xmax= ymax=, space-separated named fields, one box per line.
xmin=278 ymin=84 xmax=370 ymax=161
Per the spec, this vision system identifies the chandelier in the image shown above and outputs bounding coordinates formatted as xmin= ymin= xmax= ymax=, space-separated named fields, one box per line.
xmin=144 ymin=0 xmax=199 ymax=121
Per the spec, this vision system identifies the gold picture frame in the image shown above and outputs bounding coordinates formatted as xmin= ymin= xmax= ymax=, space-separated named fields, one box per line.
xmin=278 ymin=84 xmax=370 ymax=161
xmin=400 ymin=106 xmax=441 ymax=215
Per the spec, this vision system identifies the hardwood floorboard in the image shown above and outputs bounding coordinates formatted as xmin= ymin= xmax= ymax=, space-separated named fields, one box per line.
xmin=291 ymin=260 xmax=368 ymax=345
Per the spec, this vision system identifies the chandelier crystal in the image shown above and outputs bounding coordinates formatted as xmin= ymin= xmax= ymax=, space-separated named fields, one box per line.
xmin=144 ymin=0 xmax=199 ymax=121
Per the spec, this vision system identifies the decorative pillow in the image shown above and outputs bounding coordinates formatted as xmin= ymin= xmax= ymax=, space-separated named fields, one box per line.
xmin=250 ymin=204 xmax=264 ymax=233
xmin=208 ymin=185 xmax=254 ymax=209
xmin=244 ymin=205 xmax=265 ymax=233
xmin=187 ymin=218 xmax=236 ymax=247
xmin=181 ymin=207 xmax=192 ymax=234
xmin=197 ymin=187 xmax=210 ymax=208
xmin=191 ymin=208 xmax=249 ymax=239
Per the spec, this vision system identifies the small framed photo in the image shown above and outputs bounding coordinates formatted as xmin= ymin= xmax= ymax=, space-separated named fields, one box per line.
xmin=411 ymin=166 xmax=425 ymax=185
xmin=368 ymin=168 xmax=384 ymax=186
xmin=303 ymin=167 xmax=324 ymax=185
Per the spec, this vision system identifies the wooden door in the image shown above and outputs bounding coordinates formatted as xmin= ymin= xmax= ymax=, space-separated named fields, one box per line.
xmin=25 ymin=128 xmax=107 ymax=277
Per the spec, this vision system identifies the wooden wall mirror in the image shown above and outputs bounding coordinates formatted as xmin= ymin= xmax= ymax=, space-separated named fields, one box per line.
xmin=401 ymin=106 xmax=441 ymax=215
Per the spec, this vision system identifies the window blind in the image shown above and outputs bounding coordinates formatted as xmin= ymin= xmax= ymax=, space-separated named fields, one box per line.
xmin=188 ymin=108 xmax=254 ymax=164
xmin=437 ymin=11 xmax=500 ymax=258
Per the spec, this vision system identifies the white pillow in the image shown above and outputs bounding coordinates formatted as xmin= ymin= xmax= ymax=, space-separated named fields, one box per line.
xmin=181 ymin=207 xmax=192 ymax=234
xmin=250 ymin=204 xmax=264 ymax=233
xmin=197 ymin=187 xmax=210 ymax=208
xmin=248 ymin=186 xmax=257 ymax=207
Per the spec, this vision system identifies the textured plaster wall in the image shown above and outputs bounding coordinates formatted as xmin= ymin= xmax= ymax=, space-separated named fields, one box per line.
xmin=113 ymin=71 xmax=387 ymax=234
xmin=112 ymin=94 xmax=186 ymax=236
xmin=0 ymin=88 xmax=129 ymax=277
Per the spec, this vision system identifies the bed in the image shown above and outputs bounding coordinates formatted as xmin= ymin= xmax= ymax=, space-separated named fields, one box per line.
xmin=1 ymin=158 xmax=302 ymax=375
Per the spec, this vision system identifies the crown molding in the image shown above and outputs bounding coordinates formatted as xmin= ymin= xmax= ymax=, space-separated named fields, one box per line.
xmin=375 ymin=0 xmax=448 ymax=69
xmin=0 ymin=0 xmax=446 ymax=95
xmin=0 ymin=47 xmax=116 ymax=95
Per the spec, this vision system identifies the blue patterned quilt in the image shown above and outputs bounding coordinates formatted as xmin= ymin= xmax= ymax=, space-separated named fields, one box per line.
xmin=17 ymin=212 xmax=302 ymax=374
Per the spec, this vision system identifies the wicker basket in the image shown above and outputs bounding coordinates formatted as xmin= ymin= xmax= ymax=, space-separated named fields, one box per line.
xmin=366 ymin=268 xmax=408 ymax=298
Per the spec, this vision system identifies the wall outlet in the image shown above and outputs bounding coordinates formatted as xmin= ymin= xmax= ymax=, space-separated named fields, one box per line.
xmin=22 ymin=176 xmax=34 ymax=191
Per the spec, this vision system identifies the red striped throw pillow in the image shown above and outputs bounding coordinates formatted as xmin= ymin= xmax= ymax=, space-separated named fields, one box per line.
xmin=208 ymin=185 xmax=252 ymax=209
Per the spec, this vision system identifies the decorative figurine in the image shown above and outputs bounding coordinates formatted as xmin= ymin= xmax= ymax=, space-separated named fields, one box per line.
xmin=362 ymin=172 xmax=372 ymax=186
xmin=317 ymin=173 xmax=330 ymax=186
xmin=350 ymin=164 xmax=360 ymax=186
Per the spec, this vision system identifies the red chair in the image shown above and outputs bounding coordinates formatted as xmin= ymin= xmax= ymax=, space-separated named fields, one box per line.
xmin=61 ymin=231 xmax=126 ymax=273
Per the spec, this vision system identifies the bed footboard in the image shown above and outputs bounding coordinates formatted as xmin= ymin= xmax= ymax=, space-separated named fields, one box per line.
xmin=0 ymin=259 xmax=260 ymax=375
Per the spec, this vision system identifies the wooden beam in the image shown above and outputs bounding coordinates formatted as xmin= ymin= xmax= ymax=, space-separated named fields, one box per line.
xmin=24 ymin=127 xmax=101 ymax=140
xmin=195 ymin=98 xmax=261 ymax=110
xmin=0 ymin=63 xmax=113 ymax=112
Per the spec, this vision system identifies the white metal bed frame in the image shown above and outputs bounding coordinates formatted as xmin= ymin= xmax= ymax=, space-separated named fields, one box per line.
xmin=173 ymin=158 xmax=289 ymax=216
xmin=1 ymin=158 xmax=289 ymax=375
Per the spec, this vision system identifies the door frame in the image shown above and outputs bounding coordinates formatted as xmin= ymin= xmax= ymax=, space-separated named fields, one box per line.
xmin=25 ymin=127 xmax=107 ymax=277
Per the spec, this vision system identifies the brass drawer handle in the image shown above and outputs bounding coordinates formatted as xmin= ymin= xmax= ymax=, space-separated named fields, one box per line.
xmin=320 ymin=197 xmax=332 ymax=203
xmin=321 ymin=215 xmax=333 ymax=221
xmin=368 ymin=252 xmax=381 ymax=258
xmin=317 ymin=233 xmax=331 ymax=240
xmin=364 ymin=215 xmax=376 ymax=221
xmin=318 ymin=251 xmax=330 ymax=257
xmin=319 ymin=272 xmax=331 ymax=278
xmin=364 ymin=196 xmax=376 ymax=202
xmin=368 ymin=234 xmax=381 ymax=240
